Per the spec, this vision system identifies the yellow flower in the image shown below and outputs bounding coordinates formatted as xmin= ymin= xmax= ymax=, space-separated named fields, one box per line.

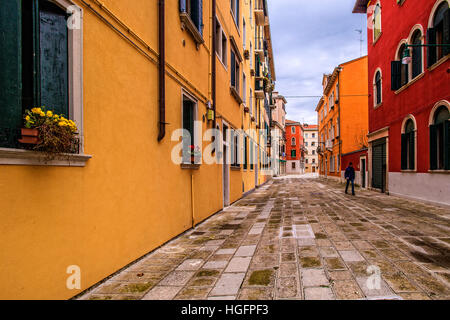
xmin=58 ymin=121 xmax=66 ymax=127
xmin=46 ymin=111 xmax=53 ymax=117
xmin=40 ymin=112 xmax=45 ymax=117
xmin=25 ymin=115 xmax=31 ymax=121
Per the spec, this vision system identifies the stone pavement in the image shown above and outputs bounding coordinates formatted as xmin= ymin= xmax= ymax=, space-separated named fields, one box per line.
xmin=78 ymin=176 xmax=450 ymax=300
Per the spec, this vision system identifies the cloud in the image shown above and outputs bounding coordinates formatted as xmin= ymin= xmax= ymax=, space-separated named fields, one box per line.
xmin=267 ymin=0 xmax=367 ymax=124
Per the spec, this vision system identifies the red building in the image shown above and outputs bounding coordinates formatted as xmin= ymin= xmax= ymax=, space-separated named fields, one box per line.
xmin=285 ymin=120 xmax=304 ymax=174
xmin=353 ymin=0 xmax=450 ymax=206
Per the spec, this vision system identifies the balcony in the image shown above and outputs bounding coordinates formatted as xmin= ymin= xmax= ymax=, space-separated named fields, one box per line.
xmin=255 ymin=79 xmax=265 ymax=99
xmin=255 ymin=38 xmax=265 ymax=60
xmin=254 ymin=0 xmax=266 ymax=26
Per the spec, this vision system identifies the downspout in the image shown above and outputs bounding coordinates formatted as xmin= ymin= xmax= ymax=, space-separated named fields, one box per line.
xmin=157 ymin=0 xmax=166 ymax=141
xmin=212 ymin=0 xmax=217 ymax=129
xmin=191 ymin=173 xmax=195 ymax=228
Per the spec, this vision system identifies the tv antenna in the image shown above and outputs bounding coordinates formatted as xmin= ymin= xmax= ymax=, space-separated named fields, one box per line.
xmin=355 ymin=29 xmax=363 ymax=56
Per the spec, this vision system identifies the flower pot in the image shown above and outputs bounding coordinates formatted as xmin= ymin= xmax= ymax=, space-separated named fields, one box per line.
xmin=18 ymin=128 xmax=39 ymax=144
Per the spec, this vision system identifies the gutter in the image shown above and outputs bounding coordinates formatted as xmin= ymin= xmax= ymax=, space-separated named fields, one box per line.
xmin=158 ymin=0 xmax=166 ymax=141
xmin=212 ymin=0 xmax=217 ymax=129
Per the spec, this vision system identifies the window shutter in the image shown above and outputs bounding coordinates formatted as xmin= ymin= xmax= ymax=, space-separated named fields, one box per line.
xmin=445 ymin=120 xmax=450 ymax=170
xmin=231 ymin=51 xmax=236 ymax=87
xmin=0 ymin=0 xmax=22 ymax=148
xmin=409 ymin=131 xmax=415 ymax=170
xmin=427 ymin=28 xmax=437 ymax=67
xmin=391 ymin=61 xmax=401 ymax=91
xmin=444 ymin=9 xmax=450 ymax=56
xmin=430 ymin=125 xmax=438 ymax=170
xmin=39 ymin=6 xmax=69 ymax=117
xmin=401 ymin=133 xmax=407 ymax=170
xmin=179 ymin=0 xmax=186 ymax=13
xmin=190 ymin=0 xmax=202 ymax=34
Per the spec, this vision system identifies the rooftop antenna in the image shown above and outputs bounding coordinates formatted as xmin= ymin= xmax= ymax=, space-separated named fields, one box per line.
xmin=355 ymin=29 xmax=363 ymax=56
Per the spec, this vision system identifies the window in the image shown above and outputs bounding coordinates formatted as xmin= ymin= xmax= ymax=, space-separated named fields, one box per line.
xmin=243 ymin=73 xmax=247 ymax=105
xmin=312 ymin=133 xmax=316 ymax=138
xmin=215 ymin=19 xmax=227 ymax=66
xmin=230 ymin=0 xmax=240 ymax=28
xmin=291 ymin=137 xmax=296 ymax=146
xmin=0 ymin=0 xmax=80 ymax=149
xmin=430 ymin=105 xmax=450 ymax=170
xmin=231 ymin=131 xmax=240 ymax=168
xmin=411 ymin=30 xmax=423 ymax=78
xmin=243 ymin=18 xmax=246 ymax=49
xmin=305 ymin=134 xmax=308 ymax=138
xmin=428 ymin=2 xmax=450 ymax=67
xmin=306 ymin=159 xmax=309 ymax=164
xmin=305 ymin=142 xmax=308 ymax=147
xmin=182 ymin=94 xmax=197 ymax=163
xmin=312 ymin=142 xmax=315 ymax=147
xmin=291 ymin=126 xmax=296 ymax=134
xmin=250 ymin=88 xmax=253 ymax=114
xmin=292 ymin=162 xmax=296 ymax=169
xmin=401 ymin=119 xmax=416 ymax=170
xmin=180 ymin=0 xmax=203 ymax=42
xmin=291 ymin=150 xmax=296 ymax=158
xmin=374 ymin=70 xmax=382 ymax=105
xmin=312 ymin=159 xmax=316 ymax=164
xmin=230 ymin=47 xmax=240 ymax=92
xmin=250 ymin=140 xmax=254 ymax=170
xmin=373 ymin=3 xmax=382 ymax=41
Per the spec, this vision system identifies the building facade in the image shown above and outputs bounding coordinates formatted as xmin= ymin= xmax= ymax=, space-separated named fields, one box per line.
xmin=270 ymin=91 xmax=287 ymax=176
xmin=0 ymin=0 xmax=277 ymax=299
xmin=316 ymin=56 xmax=369 ymax=185
xmin=353 ymin=0 xmax=450 ymax=205
xmin=285 ymin=120 xmax=303 ymax=174
xmin=303 ymin=124 xmax=319 ymax=173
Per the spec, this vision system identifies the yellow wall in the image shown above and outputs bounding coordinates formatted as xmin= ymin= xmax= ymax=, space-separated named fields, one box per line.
xmin=0 ymin=0 xmax=276 ymax=299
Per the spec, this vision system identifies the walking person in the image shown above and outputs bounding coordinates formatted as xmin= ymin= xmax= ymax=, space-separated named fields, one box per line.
xmin=345 ymin=162 xmax=356 ymax=196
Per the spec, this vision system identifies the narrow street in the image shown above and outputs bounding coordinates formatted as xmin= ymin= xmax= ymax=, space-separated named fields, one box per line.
xmin=80 ymin=176 xmax=450 ymax=300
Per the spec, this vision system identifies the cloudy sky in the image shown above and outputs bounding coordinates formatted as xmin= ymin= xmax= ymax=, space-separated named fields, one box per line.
xmin=267 ymin=0 xmax=368 ymax=125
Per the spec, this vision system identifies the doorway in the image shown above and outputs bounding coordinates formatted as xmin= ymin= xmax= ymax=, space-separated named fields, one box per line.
xmin=372 ymin=139 xmax=386 ymax=192
xmin=360 ymin=157 xmax=366 ymax=188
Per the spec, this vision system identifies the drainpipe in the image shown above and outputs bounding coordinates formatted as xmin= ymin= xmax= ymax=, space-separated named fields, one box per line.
xmin=157 ymin=0 xmax=166 ymax=141
xmin=212 ymin=0 xmax=217 ymax=129
xmin=337 ymin=68 xmax=342 ymax=181
xmin=191 ymin=173 xmax=195 ymax=228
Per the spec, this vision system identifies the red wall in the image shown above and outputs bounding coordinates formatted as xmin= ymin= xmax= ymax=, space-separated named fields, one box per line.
xmin=341 ymin=150 xmax=368 ymax=173
xmin=286 ymin=124 xmax=303 ymax=160
xmin=366 ymin=0 xmax=450 ymax=173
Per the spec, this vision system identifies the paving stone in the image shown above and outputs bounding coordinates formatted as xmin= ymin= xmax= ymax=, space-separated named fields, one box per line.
xmin=356 ymin=277 xmax=394 ymax=297
xmin=225 ymin=257 xmax=252 ymax=273
xmin=202 ymin=261 xmax=228 ymax=269
xmin=176 ymin=259 xmax=204 ymax=271
xmin=159 ymin=271 xmax=195 ymax=286
xmin=339 ymin=250 xmax=365 ymax=262
xmin=277 ymin=277 xmax=299 ymax=299
xmin=302 ymin=269 xmax=329 ymax=287
xmin=235 ymin=245 xmax=257 ymax=257
xmin=216 ymin=248 xmax=236 ymax=255
xmin=333 ymin=280 xmax=364 ymax=300
xmin=279 ymin=263 xmax=298 ymax=277
xmin=210 ymin=273 xmax=246 ymax=296
xmin=239 ymin=288 xmax=273 ymax=300
xmin=304 ymin=287 xmax=335 ymax=300
xmin=142 ymin=286 xmax=182 ymax=300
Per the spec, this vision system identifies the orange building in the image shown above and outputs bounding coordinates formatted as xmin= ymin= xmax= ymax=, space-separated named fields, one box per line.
xmin=316 ymin=56 xmax=368 ymax=183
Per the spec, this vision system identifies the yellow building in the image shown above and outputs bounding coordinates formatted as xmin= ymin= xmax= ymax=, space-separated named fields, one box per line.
xmin=0 ymin=0 xmax=275 ymax=299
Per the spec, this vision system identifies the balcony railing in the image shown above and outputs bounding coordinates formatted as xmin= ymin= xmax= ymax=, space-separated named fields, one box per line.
xmin=254 ymin=0 xmax=266 ymax=26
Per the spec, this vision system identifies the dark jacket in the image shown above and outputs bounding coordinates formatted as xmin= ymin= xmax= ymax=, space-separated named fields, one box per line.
xmin=345 ymin=166 xmax=355 ymax=181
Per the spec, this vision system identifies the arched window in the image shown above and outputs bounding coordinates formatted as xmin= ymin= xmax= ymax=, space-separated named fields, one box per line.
xmin=398 ymin=44 xmax=409 ymax=86
xmin=373 ymin=3 xmax=382 ymax=41
xmin=401 ymin=119 xmax=416 ymax=170
xmin=428 ymin=2 xmax=450 ymax=66
xmin=291 ymin=137 xmax=296 ymax=146
xmin=374 ymin=70 xmax=382 ymax=105
xmin=430 ymin=105 xmax=450 ymax=170
xmin=411 ymin=30 xmax=423 ymax=78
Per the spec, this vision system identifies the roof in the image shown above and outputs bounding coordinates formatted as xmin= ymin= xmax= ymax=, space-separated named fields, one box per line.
xmin=302 ymin=124 xmax=318 ymax=131
xmin=285 ymin=119 xmax=300 ymax=126
xmin=352 ymin=0 xmax=369 ymax=14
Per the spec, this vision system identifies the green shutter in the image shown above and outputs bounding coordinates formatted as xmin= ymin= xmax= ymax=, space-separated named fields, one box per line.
xmin=391 ymin=61 xmax=401 ymax=91
xmin=445 ymin=120 xmax=450 ymax=170
xmin=0 ymin=0 xmax=22 ymax=148
xmin=39 ymin=4 xmax=69 ymax=116
xmin=427 ymin=28 xmax=437 ymax=67
xmin=444 ymin=9 xmax=450 ymax=56
xmin=401 ymin=133 xmax=407 ymax=170
xmin=409 ymin=131 xmax=415 ymax=170
xmin=430 ymin=125 xmax=438 ymax=170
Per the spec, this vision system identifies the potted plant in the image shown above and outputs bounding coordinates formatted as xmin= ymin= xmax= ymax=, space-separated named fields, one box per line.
xmin=189 ymin=145 xmax=201 ymax=164
xmin=19 ymin=107 xmax=79 ymax=159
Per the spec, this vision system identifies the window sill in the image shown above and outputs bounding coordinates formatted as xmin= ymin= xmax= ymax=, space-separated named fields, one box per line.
xmin=0 ymin=148 xmax=92 ymax=167
xmin=180 ymin=13 xmax=204 ymax=47
xmin=428 ymin=170 xmax=450 ymax=174
xmin=428 ymin=55 xmax=450 ymax=72
xmin=374 ymin=102 xmax=383 ymax=110
xmin=230 ymin=86 xmax=243 ymax=104
xmin=181 ymin=163 xmax=200 ymax=170
xmin=394 ymin=72 xmax=425 ymax=95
